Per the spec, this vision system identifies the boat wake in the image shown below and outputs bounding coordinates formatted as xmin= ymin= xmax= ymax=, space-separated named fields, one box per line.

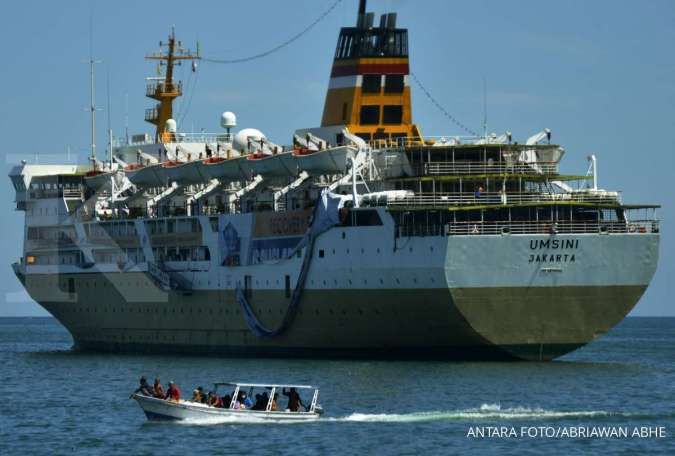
xmin=330 ymin=404 xmax=617 ymax=423
xmin=169 ymin=404 xmax=652 ymax=426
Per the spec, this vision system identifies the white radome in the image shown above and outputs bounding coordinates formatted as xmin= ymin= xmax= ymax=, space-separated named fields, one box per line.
xmin=221 ymin=111 xmax=237 ymax=129
xmin=233 ymin=128 xmax=266 ymax=151
xmin=165 ymin=118 xmax=177 ymax=133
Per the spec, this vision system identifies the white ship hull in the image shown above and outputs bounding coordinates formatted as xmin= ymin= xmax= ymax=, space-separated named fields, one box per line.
xmin=132 ymin=394 xmax=319 ymax=422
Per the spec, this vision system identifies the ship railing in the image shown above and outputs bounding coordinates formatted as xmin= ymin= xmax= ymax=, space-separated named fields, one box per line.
xmin=423 ymin=161 xmax=559 ymax=175
xmin=144 ymin=108 xmax=159 ymax=122
xmin=146 ymin=81 xmax=182 ymax=97
xmin=396 ymin=220 xmax=659 ymax=237
xmin=384 ymin=192 xmax=622 ymax=207
xmin=367 ymin=135 xmax=481 ymax=149
xmin=29 ymin=189 xmax=83 ymax=200
xmin=170 ymin=132 xmax=233 ymax=144
xmin=367 ymin=135 xmax=558 ymax=149
xmin=147 ymin=261 xmax=171 ymax=290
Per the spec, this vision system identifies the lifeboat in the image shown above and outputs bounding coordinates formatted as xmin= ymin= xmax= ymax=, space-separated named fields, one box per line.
xmin=201 ymin=155 xmax=253 ymax=182
xmin=246 ymin=151 xmax=298 ymax=178
xmin=293 ymin=145 xmax=357 ymax=175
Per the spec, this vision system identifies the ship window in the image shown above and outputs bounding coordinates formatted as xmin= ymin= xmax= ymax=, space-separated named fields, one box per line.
xmin=384 ymin=75 xmax=405 ymax=93
xmin=362 ymin=75 xmax=381 ymax=94
xmin=373 ymin=131 xmax=389 ymax=142
xmin=360 ymin=105 xmax=380 ymax=125
xmin=285 ymin=275 xmax=291 ymax=298
xmin=349 ymin=209 xmax=383 ymax=226
xmin=391 ymin=132 xmax=407 ymax=146
xmin=383 ymin=105 xmax=403 ymax=124
xmin=319 ymin=249 xmax=325 ymax=258
xmin=355 ymin=133 xmax=372 ymax=142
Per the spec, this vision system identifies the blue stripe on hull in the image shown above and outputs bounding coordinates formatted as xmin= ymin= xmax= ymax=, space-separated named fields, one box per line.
xmin=144 ymin=410 xmax=182 ymax=421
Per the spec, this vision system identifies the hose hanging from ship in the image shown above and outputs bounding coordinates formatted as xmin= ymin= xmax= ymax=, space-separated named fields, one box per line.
xmin=235 ymin=189 xmax=348 ymax=337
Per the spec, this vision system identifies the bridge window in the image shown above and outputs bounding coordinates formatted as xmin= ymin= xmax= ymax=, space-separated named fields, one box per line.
xmin=383 ymin=105 xmax=403 ymax=124
xmin=384 ymin=75 xmax=404 ymax=93
xmin=362 ymin=75 xmax=381 ymax=94
xmin=360 ymin=105 xmax=380 ymax=125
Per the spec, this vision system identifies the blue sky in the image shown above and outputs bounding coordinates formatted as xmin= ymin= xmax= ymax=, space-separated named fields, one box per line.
xmin=0 ymin=0 xmax=673 ymax=316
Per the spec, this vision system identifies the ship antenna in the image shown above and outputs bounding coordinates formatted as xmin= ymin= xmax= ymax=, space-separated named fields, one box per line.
xmin=124 ymin=92 xmax=129 ymax=144
xmin=86 ymin=9 xmax=102 ymax=170
xmin=106 ymin=67 xmax=113 ymax=168
xmin=482 ymin=76 xmax=488 ymax=140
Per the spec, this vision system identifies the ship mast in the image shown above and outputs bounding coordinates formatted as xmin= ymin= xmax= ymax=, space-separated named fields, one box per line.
xmin=144 ymin=27 xmax=200 ymax=142
xmin=86 ymin=53 xmax=103 ymax=170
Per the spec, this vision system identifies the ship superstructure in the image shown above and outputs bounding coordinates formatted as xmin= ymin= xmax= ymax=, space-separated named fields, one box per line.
xmin=8 ymin=1 xmax=660 ymax=360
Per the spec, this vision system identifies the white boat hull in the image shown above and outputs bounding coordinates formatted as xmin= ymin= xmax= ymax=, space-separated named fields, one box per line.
xmin=132 ymin=394 xmax=320 ymax=422
xmin=202 ymin=156 xmax=252 ymax=182
xmin=294 ymin=146 xmax=356 ymax=174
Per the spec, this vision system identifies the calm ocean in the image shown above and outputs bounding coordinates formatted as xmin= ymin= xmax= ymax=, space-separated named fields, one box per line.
xmin=0 ymin=317 xmax=673 ymax=455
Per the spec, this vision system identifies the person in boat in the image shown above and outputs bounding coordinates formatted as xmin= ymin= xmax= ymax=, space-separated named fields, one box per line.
xmin=191 ymin=389 xmax=202 ymax=403
xmin=252 ymin=392 xmax=270 ymax=411
xmin=242 ymin=392 xmax=253 ymax=408
xmin=207 ymin=391 xmax=223 ymax=408
xmin=152 ymin=378 xmax=165 ymax=398
xmin=251 ymin=394 xmax=264 ymax=411
xmin=164 ymin=381 xmax=181 ymax=401
xmin=205 ymin=143 xmax=213 ymax=158
xmin=198 ymin=386 xmax=208 ymax=404
xmin=271 ymin=393 xmax=279 ymax=411
xmin=222 ymin=394 xmax=231 ymax=409
xmin=282 ymin=387 xmax=305 ymax=412
xmin=133 ymin=376 xmax=153 ymax=396
xmin=251 ymin=394 xmax=263 ymax=410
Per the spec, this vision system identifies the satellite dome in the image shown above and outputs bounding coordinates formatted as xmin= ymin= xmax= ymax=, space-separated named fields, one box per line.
xmin=221 ymin=111 xmax=237 ymax=129
xmin=233 ymin=128 xmax=266 ymax=151
xmin=165 ymin=118 xmax=177 ymax=133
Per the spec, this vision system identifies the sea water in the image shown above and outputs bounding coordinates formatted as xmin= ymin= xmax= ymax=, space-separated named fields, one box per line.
xmin=0 ymin=317 xmax=673 ymax=455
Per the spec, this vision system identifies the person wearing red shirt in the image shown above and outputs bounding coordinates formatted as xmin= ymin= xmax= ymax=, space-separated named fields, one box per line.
xmin=164 ymin=381 xmax=181 ymax=401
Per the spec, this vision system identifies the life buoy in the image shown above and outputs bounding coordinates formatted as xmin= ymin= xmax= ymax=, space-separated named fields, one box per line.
xmin=628 ymin=224 xmax=637 ymax=233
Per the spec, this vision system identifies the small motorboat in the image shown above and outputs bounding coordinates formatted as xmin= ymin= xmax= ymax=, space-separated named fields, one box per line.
xmin=132 ymin=382 xmax=323 ymax=422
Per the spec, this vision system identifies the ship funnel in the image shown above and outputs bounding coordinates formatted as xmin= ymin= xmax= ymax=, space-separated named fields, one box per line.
xmin=365 ymin=12 xmax=374 ymax=28
xmin=357 ymin=0 xmax=367 ymax=28
xmin=387 ymin=13 xmax=397 ymax=29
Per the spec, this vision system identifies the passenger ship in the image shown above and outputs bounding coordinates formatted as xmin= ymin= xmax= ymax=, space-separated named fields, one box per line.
xmin=9 ymin=1 xmax=660 ymax=360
